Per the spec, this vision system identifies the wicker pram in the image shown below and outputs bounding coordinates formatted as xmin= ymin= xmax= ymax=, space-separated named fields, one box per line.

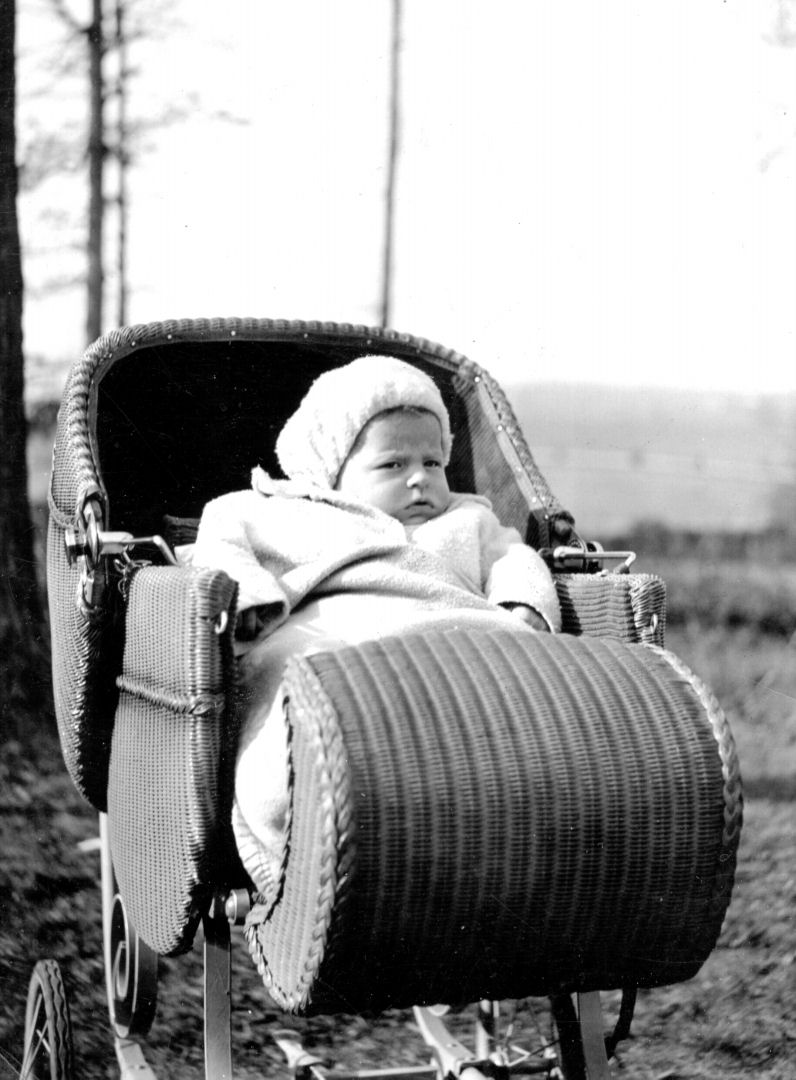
xmin=34 ymin=318 xmax=742 ymax=1080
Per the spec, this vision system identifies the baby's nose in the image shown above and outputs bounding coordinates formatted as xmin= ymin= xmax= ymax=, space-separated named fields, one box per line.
xmin=406 ymin=466 xmax=427 ymax=488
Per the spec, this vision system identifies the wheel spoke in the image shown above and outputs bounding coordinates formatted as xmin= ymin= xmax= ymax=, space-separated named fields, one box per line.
xmin=21 ymin=996 xmax=49 ymax=1080
xmin=21 ymin=1028 xmax=48 ymax=1080
xmin=23 ymin=960 xmax=74 ymax=1080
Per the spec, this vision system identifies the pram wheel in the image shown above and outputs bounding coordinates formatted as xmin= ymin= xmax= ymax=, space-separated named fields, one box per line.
xmin=107 ymin=890 xmax=158 ymax=1037
xmin=19 ymin=960 xmax=75 ymax=1080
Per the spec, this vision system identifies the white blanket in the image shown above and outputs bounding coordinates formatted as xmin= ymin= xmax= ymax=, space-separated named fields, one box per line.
xmin=192 ymin=470 xmax=561 ymax=893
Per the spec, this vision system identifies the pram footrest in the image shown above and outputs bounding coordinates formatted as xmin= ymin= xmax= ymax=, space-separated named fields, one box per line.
xmin=248 ymin=627 xmax=740 ymax=1015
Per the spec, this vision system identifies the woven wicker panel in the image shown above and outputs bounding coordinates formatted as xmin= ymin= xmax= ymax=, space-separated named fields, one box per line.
xmin=556 ymin=573 xmax=666 ymax=646
xmin=46 ymin=515 xmax=121 ymax=810
xmin=108 ymin=565 xmax=238 ymax=955
xmin=247 ymin=628 xmax=741 ymax=1015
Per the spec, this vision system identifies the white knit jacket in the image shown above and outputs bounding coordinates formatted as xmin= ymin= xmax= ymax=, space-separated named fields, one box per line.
xmin=191 ymin=468 xmax=562 ymax=642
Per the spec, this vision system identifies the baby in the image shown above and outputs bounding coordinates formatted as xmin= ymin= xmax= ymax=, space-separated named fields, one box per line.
xmin=193 ymin=355 xmax=561 ymax=894
xmin=330 ymin=404 xmax=552 ymax=630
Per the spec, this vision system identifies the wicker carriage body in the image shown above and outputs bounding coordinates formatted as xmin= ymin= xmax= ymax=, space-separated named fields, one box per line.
xmin=49 ymin=317 xmax=563 ymax=810
xmin=252 ymin=629 xmax=740 ymax=1014
xmin=46 ymin=318 xmax=739 ymax=1012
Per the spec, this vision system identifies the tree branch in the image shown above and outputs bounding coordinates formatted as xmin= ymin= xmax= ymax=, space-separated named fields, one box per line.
xmin=48 ymin=0 xmax=84 ymax=35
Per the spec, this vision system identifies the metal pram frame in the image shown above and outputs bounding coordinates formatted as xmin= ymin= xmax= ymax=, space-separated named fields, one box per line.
xmin=21 ymin=318 xmax=743 ymax=1080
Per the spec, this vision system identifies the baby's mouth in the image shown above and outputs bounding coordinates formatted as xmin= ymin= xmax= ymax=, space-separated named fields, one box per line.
xmin=403 ymin=499 xmax=435 ymax=521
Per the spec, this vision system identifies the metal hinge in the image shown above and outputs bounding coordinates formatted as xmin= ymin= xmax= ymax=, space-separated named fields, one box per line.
xmin=65 ymin=497 xmax=177 ymax=611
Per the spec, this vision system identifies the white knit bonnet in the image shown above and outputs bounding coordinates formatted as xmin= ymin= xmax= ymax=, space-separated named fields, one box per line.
xmin=276 ymin=355 xmax=453 ymax=488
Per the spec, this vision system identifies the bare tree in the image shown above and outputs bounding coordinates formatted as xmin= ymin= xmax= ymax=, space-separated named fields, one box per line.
xmin=114 ymin=0 xmax=129 ymax=325
xmin=86 ymin=0 xmax=105 ymax=341
xmin=0 ymin=0 xmax=49 ymax=730
xmin=29 ymin=0 xmax=217 ymax=342
xmin=48 ymin=0 xmax=106 ymax=341
xmin=30 ymin=0 xmax=105 ymax=342
xmin=380 ymin=0 xmax=402 ymax=329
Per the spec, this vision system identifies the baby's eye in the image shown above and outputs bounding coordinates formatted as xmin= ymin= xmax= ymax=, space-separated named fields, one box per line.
xmin=378 ymin=460 xmax=403 ymax=470
xmin=424 ymin=458 xmax=443 ymax=469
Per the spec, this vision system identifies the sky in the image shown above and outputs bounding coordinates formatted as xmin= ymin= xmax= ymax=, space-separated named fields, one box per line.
xmin=17 ymin=0 xmax=796 ymax=396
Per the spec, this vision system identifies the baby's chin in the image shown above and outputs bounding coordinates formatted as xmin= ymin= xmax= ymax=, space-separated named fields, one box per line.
xmin=395 ymin=502 xmax=447 ymax=526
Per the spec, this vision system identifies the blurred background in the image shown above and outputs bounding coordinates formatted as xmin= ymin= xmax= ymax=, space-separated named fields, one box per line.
xmin=18 ymin=0 xmax=796 ymax=539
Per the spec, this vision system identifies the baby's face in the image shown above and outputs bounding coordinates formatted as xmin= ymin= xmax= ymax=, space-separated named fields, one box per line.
xmin=336 ymin=411 xmax=451 ymax=525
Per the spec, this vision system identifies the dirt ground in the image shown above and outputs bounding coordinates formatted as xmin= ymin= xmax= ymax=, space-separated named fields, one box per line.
xmin=0 ymin=727 xmax=793 ymax=1080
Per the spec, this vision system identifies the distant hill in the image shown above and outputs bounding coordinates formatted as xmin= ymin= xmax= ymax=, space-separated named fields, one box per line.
xmin=25 ymin=352 xmax=796 ymax=536
xmin=505 ymin=382 xmax=796 ymax=536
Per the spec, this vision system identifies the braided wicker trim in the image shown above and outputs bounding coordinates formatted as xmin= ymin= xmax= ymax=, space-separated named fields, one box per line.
xmin=245 ymin=656 xmax=355 ymax=1011
xmin=650 ymin=646 xmax=744 ymax=853
xmin=648 ymin=645 xmax=743 ymax=946
xmin=286 ymin=661 xmax=355 ymax=1011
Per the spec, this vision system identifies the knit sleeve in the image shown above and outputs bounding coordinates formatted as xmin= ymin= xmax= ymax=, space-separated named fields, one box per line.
xmin=481 ymin=512 xmax=562 ymax=632
xmin=193 ymin=492 xmax=290 ymax=623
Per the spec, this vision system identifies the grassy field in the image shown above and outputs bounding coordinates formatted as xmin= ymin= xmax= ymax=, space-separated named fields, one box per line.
xmin=638 ymin=556 xmax=796 ymax=796
xmin=1 ymin=554 xmax=794 ymax=1078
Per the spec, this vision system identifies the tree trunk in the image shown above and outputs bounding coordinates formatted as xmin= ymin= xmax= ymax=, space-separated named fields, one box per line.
xmin=380 ymin=0 xmax=402 ymax=329
xmin=115 ymin=0 xmax=128 ymax=326
xmin=0 ymin=0 xmax=50 ymax=732
xmin=86 ymin=0 xmax=104 ymax=344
